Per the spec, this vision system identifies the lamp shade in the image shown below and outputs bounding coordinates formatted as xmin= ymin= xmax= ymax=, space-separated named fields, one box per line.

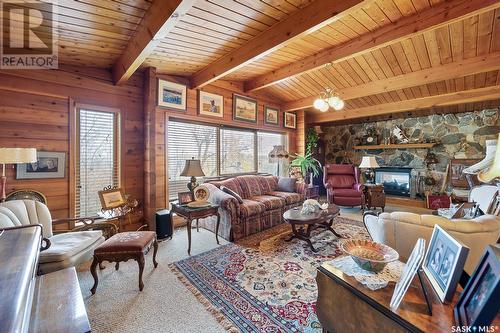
xmin=359 ymin=156 xmax=380 ymax=168
xmin=478 ymin=134 xmax=500 ymax=182
xmin=463 ymin=139 xmax=497 ymax=175
xmin=0 ymin=148 xmax=37 ymax=163
xmin=268 ymin=145 xmax=289 ymax=163
xmin=180 ymin=158 xmax=205 ymax=177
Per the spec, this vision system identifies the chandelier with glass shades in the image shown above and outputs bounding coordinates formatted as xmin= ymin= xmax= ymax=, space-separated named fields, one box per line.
xmin=313 ymin=88 xmax=345 ymax=112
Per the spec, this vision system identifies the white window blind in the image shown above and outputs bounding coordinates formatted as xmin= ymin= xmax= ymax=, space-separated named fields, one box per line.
xmin=257 ymin=132 xmax=287 ymax=175
xmin=167 ymin=121 xmax=217 ymax=200
xmin=220 ymin=128 xmax=256 ymax=174
xmin=76 ymin=109 xmax=119 ymax=217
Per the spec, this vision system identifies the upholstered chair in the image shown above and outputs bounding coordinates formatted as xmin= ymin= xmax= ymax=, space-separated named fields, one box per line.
xmin=323 ymin=164 xmax=365 ymax=208
xmin=0 ymin=200 xmax=115 ymax=275
xmin=469 ymin=185 xmax=498 ymax=214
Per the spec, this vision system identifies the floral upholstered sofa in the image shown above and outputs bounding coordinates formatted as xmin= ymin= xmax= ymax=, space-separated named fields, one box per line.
xmin=198 ymin=175 xmax=306 ymax=241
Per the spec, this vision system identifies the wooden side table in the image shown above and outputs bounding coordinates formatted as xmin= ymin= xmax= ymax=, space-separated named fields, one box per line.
xmin=171 ymin=202 xmax=220 ymax=255
xmin=305 ymin=185 xmax=320 ymax=199
xmin=364 ymin=184 xmax=386 ymax=211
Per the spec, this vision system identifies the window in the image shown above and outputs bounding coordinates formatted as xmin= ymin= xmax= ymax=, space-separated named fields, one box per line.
xmin=167 ymin=120 xmax=288 ymax=200
xmin=167 ymin=121 xmax=217 ymax=200
xmin=76 ymin=109 xmax=120 ymax=217
xmin=257 ymin=131 xmax=287 ymax=176
xmin=220 ymin=128 xmax=256 ymax=174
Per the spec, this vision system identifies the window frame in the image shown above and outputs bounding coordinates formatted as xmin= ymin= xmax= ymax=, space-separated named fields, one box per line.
xmin=70 ymin=102 xmax=123 ymax=218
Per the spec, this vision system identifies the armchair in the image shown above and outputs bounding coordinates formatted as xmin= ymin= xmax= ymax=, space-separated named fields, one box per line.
xmin=323 ymin=164 xmax=365 ymax=208
xmin=0 ymin=200 xmax=116 ymax=275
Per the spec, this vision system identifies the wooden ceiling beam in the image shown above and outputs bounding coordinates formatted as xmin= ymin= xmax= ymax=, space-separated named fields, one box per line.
xmin=112 ymin=0 xmax=196 ymax=85
xmin=281 ymin=52 xmax=500 ymax=111
xmin=309 ymin=85 xmax=500 ymax=123
xmin=245 ymin=0 xmax=500 ymax=92
xmin=189 ymin=0 xmax=366 ymax=89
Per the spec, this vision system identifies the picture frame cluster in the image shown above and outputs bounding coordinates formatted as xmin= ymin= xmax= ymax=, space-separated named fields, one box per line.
xmin=157 ymin=78 xmax=297 ymax=129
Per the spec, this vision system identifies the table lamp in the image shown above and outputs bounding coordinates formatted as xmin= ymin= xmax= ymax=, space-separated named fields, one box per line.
xmin=0 ymin=148 xmax=37 ymax=201
xmin=180 ymin=157 xmax=205 ymax=192
xmin=359 ymin=156 xmax=379 ymax=184
xmin=268 ymin=145 xmax=289 ymax=176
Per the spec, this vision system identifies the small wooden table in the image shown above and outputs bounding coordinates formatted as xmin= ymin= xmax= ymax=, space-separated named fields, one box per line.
xmin=364 ymin=184 xmax=386 ymax=211
xmin=171 ymin=202 xmax=220 ymax=255
xmin=304 ymin=185 xmax=320 ymax=199
xmin=283 ymin=204 xmax=340 ymax=252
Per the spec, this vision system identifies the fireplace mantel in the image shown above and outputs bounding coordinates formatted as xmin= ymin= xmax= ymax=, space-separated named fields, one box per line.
xmin=353 ymin=143 xmax=435 ymax=150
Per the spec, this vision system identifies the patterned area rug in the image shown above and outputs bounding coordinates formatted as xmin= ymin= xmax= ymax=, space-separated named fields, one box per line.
xmin=171 ymin=217 xmax=369 ymax=333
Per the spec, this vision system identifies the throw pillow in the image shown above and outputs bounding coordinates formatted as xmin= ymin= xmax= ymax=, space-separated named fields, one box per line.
xmin=277 ymin=177 xmax=297 ymax=193
xmin=221 ymin=186 xmax=243 ymax=204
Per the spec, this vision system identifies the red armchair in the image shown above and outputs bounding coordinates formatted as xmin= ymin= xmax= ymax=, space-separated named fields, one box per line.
xmin=323 ymin=164 xmax=365 ymax=208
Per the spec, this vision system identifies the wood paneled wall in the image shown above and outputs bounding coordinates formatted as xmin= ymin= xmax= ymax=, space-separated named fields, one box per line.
xmin=143 ymin=71 xmax=298 ymax=226
xmin=0 ymin=66 xmax=144 ymax=221
xmin=296 ymin=110 xmax=306 ymax=155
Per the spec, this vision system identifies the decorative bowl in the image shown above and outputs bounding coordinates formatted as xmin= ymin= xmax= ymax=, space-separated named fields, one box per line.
xmin=340 ymin=239 xmax=399 ymax=272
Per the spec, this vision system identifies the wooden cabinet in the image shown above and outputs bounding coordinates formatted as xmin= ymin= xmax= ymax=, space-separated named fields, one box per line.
xmin=364 ymin=184 xmax=386 ymax=211
xmin=305 ymin=185 xmax=320 ymax=199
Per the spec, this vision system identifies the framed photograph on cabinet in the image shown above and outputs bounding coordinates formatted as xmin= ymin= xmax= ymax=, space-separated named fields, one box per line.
xmin=16 ymin=151 xmax=66 ymax=179
xmin=199 ymin=91 xmax=223 ymax=118
xmin=264 ymin=106 xmax=279 ymax=125
xmin=98 ymin=187 xmax=126 ymax=210
xmin=233 ymin=94 xmax=257 ymax=123
xmin=284 ymin=112 xmax=296 ymax=129
xmin=423 ymin=225 xmax=469 ymax=302
xmin=158 ymin=79 xmax=187 ymax=110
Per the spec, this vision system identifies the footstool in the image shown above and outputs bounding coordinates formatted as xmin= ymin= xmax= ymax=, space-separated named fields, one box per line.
xmin=90 ymin=231 xmax=158 ymax=294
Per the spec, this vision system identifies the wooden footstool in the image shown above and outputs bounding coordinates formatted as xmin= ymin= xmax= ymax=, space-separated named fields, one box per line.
xmin=90 ymin=231 xmax=158 ymax=294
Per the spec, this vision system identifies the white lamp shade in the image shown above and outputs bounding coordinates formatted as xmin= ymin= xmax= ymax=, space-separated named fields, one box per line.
xmin=463 ymin=139 xmax=497 ymax=175
xmin=359 ymin=156 xmax=380 ymax=168
xmin=0 ymin=148 xmax=37 ymax=164
xmin=327 ymin=96 xmax=340 ymax=108
xmin=314 ymin=98 xmax=327 ymax=110
xmin=333 ymin=99 xmax=345 ymax=110
xmin=319 ymin=103 xmax=329 ymax=112
xmin=478 ymin=134 xmax=500 ymax=182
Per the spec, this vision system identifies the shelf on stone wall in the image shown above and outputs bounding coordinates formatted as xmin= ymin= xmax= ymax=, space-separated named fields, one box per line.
xmin=353 ymin=143 xmax=435 ymax=150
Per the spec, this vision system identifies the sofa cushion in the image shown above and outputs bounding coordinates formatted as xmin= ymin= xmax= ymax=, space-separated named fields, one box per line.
xmin=277 ymin=177 xmax=297 ymax=192
xmin=269 ymin=191 xmax=304 ymax=205
xmin=237 ymin=175 xmax=263 ymax=198
xmin=332 ymin=188 xmax=362 ymax=197
xmin=257 ymin=176 xmax=278 ymax=194
xmin=39 ymin=230 xmax=103 ymax=263
xmin=240 ymin=199 xmax=266 ymax=217
xmin=328 ymin=175 xmax=355 ymax=189
xmin=251 ymin=195 xmax=286 ymax=210
xmin=221 ymin=186 xmax=244 ymax=204
xmin=210 ymin=178 xmax=244 ymax=198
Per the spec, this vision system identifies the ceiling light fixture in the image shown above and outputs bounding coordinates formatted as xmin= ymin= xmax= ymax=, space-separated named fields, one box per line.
xmin=313 ymin=88 xmax=344 ymax=112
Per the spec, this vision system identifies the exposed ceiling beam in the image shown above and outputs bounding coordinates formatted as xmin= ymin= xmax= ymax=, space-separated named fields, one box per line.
xmin=245 ymin=0 xmax=500 ymax=92
xmin=112 ymin=0 xmax=196 ymax=85
xmin=281 ymin=52 xmax=500 ymax=111
xmin=189 ymin=0 xmax=366 ymax=89
xmin=309 ymin=85 xmax=500 ymax=123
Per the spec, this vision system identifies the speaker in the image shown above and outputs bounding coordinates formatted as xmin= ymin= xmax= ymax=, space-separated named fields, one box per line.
xmin=156 ymin=209 xmax=173 ymax=240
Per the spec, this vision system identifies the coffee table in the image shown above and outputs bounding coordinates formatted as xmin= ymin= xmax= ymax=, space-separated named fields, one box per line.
xmin=283 ymin=204 xmax=341 ymax=252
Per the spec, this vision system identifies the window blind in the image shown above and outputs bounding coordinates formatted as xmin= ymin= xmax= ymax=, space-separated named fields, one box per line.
xmin=167 ymin=121 xmax=217 ymax=200
xmin=76 ymin=109 xmax=119 ymax=217
xmin=220 ymin=128 xmax=256 ymax=174
xmin=257 ymin=132 xmax=287 ymax=175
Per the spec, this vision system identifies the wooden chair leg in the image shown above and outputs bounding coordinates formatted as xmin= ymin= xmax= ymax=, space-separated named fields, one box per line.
xmin=137 ymin=254 xmax=145 ymax=291
xmin=115 ymin=262 xmax=120 ymax=270
xmin=152 ymin=239 xmax=158 ymax=268
xmin=90 ymin=257 xmax=99 ymax=295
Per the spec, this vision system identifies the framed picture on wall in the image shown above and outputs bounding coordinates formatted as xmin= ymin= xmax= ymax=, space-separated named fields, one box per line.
xmin=158 ymin=79 xmax=187 ymax=111
xmin=284 ymin=112 xmax=296 ymax=129
xmin=264 ymin=106 xmax=279 ymax=125
xmin=233 ymin=94 xmax=257 ymax=123
xmin=16 ymin=151 xmax=66 ymax=179
xmin=198 ymin=90 xmax=223 ymax=118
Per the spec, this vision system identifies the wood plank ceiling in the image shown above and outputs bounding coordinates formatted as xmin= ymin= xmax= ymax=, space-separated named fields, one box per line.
xmin=16 ymin=0 xmax=500 ymax=123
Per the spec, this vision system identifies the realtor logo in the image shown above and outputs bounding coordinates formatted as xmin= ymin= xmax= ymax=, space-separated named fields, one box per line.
xmin=1 ymin=0 xmax=58 ymax=69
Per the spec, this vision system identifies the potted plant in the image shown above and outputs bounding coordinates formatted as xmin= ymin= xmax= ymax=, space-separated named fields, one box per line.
xmin=289 ymin=152 xmax=322 ymax=187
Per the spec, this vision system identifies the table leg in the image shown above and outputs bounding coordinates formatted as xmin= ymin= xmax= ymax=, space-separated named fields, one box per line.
xmin=138 ymin=254 xmax=145 ymax=291
xmin=152 ymin=238 xmax=158 ymax=268
xmin=90 ymin=257 xmax=99 ymax=295
xmin=115 ymin=262 xmax=120 ymax=270
xmin=187 ymin=218 xmax=192 ymax=255
xmin=325 ymin=218 xmax=342 ymax=238
xmin=215 ymin=213 xmax=220 ymax=244
xmin=304 ymin=224 xmax=318 ymax=253
xmin=196 ymin=218 xmax=199 ymax=232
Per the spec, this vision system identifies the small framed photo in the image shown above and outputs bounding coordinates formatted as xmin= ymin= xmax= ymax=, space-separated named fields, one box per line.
xmin=390 ymin=238 xmax=426 ymax=310
xmin=423 ymin=225 xmax=469 ymax=302
xmin=454 ymin=246 xmax=499 ymax=328
xmin=158 ymin=79 xmax=187 ymax=110
xmin=199 ymin=90 xmax=223 ymax=118
xmin=284 ymin=112 xmax=296 ymax=129
xmin=264 ymin=106 xmax=279 ymax=125
xmin=98 ymin=187 xmax=126 ymax=210
xmin=233 ymin=94 xmax=257 ymax=123
xmin=178 ymin=191 xmax=194 ymax=204
xmin=16 ymin=151 xmax=66 ymax=179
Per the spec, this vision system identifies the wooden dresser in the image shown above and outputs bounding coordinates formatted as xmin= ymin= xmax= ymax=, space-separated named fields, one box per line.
xmin=0 ymin=225 xmax=90 ymax=333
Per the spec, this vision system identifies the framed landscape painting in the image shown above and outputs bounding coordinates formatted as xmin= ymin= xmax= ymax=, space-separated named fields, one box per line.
xmin=264 ymin=106 xmax=279 ymax=125
xmin=16 ymin=151 xmax=65 ymax=179
xmin=199 ymin=91 xmax=223 ymax=118
xmin=233 ymin=94 xmax=257 ymax=123
xmin=284 ymin=112 xmax=296 ymax=129
xmin=158 ymin=79 xmax=187 ymax=110
xmin=449 ymin=159 xmax=480 ymax=189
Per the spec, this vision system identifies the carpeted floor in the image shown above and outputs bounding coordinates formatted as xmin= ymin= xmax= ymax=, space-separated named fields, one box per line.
xmin=171 ymin=217 xmax=369 ymax=333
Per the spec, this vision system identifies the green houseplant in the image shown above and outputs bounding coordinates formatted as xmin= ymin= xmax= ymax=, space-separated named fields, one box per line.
xmin=289 ymin=152 xmax=321 ymax=187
